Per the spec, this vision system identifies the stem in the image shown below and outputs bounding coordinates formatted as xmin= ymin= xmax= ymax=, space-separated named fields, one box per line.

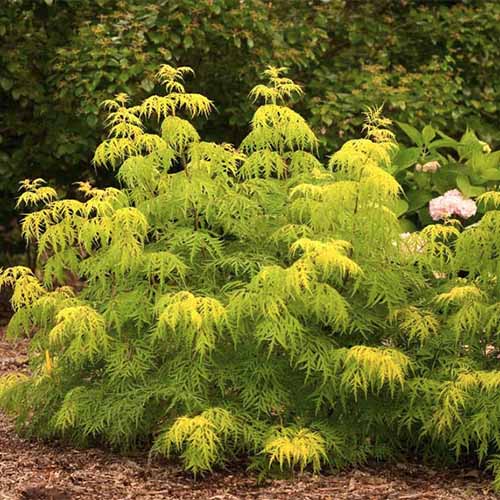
xmin=194 ymin=206 xmax=200 ymax=231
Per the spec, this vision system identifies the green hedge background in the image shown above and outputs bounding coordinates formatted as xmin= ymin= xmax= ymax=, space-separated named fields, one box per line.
xmin=1 ymin=0 xmax=499 ymax=261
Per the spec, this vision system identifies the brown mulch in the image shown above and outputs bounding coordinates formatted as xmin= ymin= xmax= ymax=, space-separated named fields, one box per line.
xmin=0 ymin=338 xmax=498 ymax=499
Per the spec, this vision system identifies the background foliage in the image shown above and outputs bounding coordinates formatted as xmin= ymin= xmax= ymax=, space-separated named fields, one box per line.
xmin=1 ymin=0 xmax=499 ymax=260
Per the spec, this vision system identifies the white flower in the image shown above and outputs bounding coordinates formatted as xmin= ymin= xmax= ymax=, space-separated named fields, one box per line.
xmin=421 ymin=161 xmax=440 ymax=173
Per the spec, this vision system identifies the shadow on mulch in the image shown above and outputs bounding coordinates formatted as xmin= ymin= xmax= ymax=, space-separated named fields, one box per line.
xmin=0 ymin=329 xmax=498 ymax=499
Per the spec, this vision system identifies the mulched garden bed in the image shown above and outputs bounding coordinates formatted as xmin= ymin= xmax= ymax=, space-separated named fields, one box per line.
xmin=0 ymin=336 xmax=498 ymax=500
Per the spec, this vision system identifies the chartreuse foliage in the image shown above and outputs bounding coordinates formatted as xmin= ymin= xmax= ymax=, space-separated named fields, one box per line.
xmin=1 ymin=66 xmax=500 ymax=484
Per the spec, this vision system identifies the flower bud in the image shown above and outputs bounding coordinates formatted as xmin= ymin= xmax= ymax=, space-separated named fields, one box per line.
xmin=422 ymin=161 xmax=440 ymax=173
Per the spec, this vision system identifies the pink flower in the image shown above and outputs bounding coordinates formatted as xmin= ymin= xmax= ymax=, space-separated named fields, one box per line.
xmin=429 ymin=189 xmax=477 ymax=221
xmin=455 ymin=198 xmax=477 ymax=218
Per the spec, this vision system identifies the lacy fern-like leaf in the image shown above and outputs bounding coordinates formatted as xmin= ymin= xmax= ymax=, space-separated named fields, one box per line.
xmin=264 ymin=427 xmax=327 ymax=473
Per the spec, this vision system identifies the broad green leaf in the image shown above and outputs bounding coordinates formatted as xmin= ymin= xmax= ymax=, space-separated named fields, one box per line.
xmin=429 ymin=138 xmax=459 ymax=149
xmin=422 ymin=125 xmax=436 ymax=144
xmin=478 ymin=169 xmax=500 ymax=182
xmin=456 ymin=174 xmax=485 ymax=197
xmin=399 ymin=218 xmax=417 ymax=233
xmin=391 ymin=198 xmax=409 ymax=217
xmin=406 ymin=190 xmax=433 ymax=212
xmin=397 ymin=122 xmax=423 ymax=146
xmin=433 ymin=166 xmax=460 ymax=193
xmin=392 ymin=147 xmax=420 ymax=173
xmin=417 ymin=206 xmax=433 ymax=226
xmin=436 ymin=130 xmax=460 ymax=144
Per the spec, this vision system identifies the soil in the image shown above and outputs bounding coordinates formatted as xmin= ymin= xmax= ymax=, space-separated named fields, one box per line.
xmin=0 ymin=336 xmax=499 ymax=499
